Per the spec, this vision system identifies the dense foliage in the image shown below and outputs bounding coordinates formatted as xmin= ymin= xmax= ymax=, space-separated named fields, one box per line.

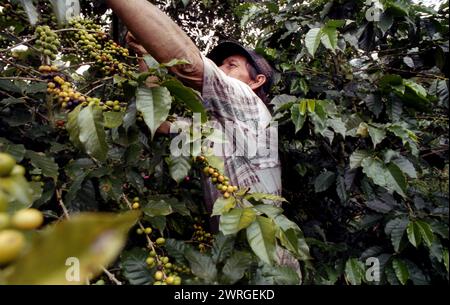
xmin=238 ymin=0 xmax=448 ymax=284
xmin=0 ymin=0 xmax=448 ymax=285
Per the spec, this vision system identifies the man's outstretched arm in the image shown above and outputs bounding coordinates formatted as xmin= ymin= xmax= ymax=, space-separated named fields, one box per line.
xmin=106 ymin=0 xmax=204 ymax=90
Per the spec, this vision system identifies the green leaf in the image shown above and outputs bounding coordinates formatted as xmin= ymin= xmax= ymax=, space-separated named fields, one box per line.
xmin=378 ymin=12 xmax=394 ymax=33
xmin=103 ymin=111 xmax=124 ymax=129
xmin=416 ymin=220 xmax=434 ymax=248
xmin=5 ymin=211 xmax=139 ymax=284
xmin=314 ymin=171 xmax=336 ymax=193
xmin=146 ymin=216 xmax=166 ymax=232
xmin=407 ymin=221 xmax=422 ymax=248
xmin=25 ymin=151 xmax=58 ymax=181
xmin=219 ymin=207 xmax=256 ymax=235
xmin=392 ymin=258 xmax=409 ymax=285
xmin=385 ymin=217 xmax=408 ymax=252
xmin=271 ymin=94 xmax=297 ymax=113
xmin=66 ymin=105 xmax=83 ymax=150
xmin=244 ymin=193 xmax=287 ymax=204
xmin=364 ymin=94 xmax=383 ymax=118
xmin=205 ymin=154 xmax=224 ymax=173
xmin=120 ymin=247 xmax=153 ymax=285
xmin=278 ymin=228 xmax=311 ymax=261
xmin=246 ymin=216 xmax=277 ymax=265
xmin=273 ymin=214 xmax=301 ymax=232
xmin=385 ymin=163 xmax=407 ymax=197
xmin=403 ymin=79 xmax=427 ymax=99
xmin=184 ymin=248 xmax=217 ymax=282
xmin=142 ymin=197 xmax=173 ymax=217
xmin=211 ymin=196 xmax=236 ymax=216
xmin=161 ymin=58 xmax=191 ymax=67
xmin=167 ymin=155 xmax=191 ymax=183
xmin=387 ymin=124 xmax=418 ymax=156
xmin=349 ymin=150 xmax=370 ymax=169
xmin=336 ymin=175 xmax=348 ymax=203
xmin=211 ymin=232 xmax=235 ymax=264
xmin=221 ymin=251 xmax=253 ymax=284
xmin=253 ymin=204 xmax=283 ymax=218
xmin=404 ymin=260 xmax=429 ymax=285
xmin=366 ymin=193 xmax=397 ymax=213
xmin=0 ymin=139 xmax=26 ymax=162
xmin=368 ymin=125 xmax=386 ymax=148
xmin=165 ymin=239 xmax=190 ymax=265
xmin=290 ymin=103 xmax=307 ymax=133
xmin=77 ymin=105 xmax=108 ymax=162
xmin=443 ymin=249 xmax=449 ymax=273
xmin=0 ymin=175 xmax=33 ymax=210
xmin=169 ymin=198 xmax=191 ymax=216
xmin=161 ymin=79 xmax=206 ymax=123
xmin=320 ymin=26 xmax=338 ymax=52
xmin=325 ymin=19 xmax=345 ymax=28
xmin=29 ymin=181 xmax=43 ymax=204
xmin=429 ymin=79 xmax=448 ymax=107
xmin=327 ymin=118 xmax=346 ymax=138
xmin=253 ymin=263 xmax=300 ymax=284
xmin=307 ymin=99 xmax=316 ymax=113
xmin=344 ymin=258 xmax=365 ymax=285
xmin=361 ymin=158 xmax=407 ymax=197
xmin=136 ymin=86 xmax=172 ymax=139
xmin=143 ymin=54 xmax=159 ymax=69
xmin=305 ymin=28 xmax=323 ymax=57
xmin=392 ymin=156 xmax=417 ymax=178
xmin=361 ymin=157 xmax=387 ymax=187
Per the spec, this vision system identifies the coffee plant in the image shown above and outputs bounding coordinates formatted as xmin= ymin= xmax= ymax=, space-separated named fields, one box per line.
xmin=0 ymin=0 xmax=447 ymax=285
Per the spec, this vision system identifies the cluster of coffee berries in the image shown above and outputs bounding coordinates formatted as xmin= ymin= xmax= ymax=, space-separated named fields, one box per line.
xmin=0 ymin=2 xmax=25 ymax=25
xmin=95 ymin=41 xmax=129 ymax=76
xmin=131 ymin=196 xmax=140 ymax=209
xmin=68 ymin=17 xmax=130 ymax=76
xmin=40 ymin=65 xmax=127 ymax=112
xmin=0 ymin=153 xmax=44 ymax=265
xmin=197 ymin=156 xmax=238 ymax=199
xmin=69 ymin=19 xmax=103 ymax=54
xmin=149 ymin=254 xmax=182 ymax=285
xmin=102 ymin=100 xmax=127 ymax=112
xmin=136 ymin=226 xmax=153 ymax=235
xmin=46 ymin=74 xmax=87 ymax=110
xmin=34 ymin=25 xmax=60 ymax=60
xmin=192 ymin=221 xmax=213 ymax=253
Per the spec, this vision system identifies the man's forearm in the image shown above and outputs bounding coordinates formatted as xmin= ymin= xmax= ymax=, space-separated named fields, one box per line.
xmin=106 ymin=0 xmax=203 ymax=89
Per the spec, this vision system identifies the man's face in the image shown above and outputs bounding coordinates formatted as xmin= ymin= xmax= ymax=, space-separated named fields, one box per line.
xmin=218 ymin=54 xmax=253 ymax=85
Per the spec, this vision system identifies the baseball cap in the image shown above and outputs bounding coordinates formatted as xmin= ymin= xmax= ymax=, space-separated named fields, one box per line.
xmin=206 ymin=40 xmax=274 ymax=94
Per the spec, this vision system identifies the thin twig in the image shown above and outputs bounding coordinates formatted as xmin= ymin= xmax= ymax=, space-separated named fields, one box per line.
xmin=0 ymin=36 xmax=37 ymax=53
xmin=84 ymin=82 xmax=107 ymax=96
xmin=55 ymin=188 xmax=70 ymax=219
xmin=121 ymin=194 xmax=161 ymax=262
xmin=0 ymin=76 xmax=46 ymax=82
xmin=101 ymin=267 xmax=122 ymax=285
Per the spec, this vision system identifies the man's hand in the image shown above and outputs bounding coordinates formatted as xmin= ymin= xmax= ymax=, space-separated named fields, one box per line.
xmin=125 ymin=32 xmax=147 ymax=57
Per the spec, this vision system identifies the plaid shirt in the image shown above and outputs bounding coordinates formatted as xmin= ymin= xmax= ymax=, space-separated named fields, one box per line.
xmin=200 ymin=55 xmax=282 ymax=214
